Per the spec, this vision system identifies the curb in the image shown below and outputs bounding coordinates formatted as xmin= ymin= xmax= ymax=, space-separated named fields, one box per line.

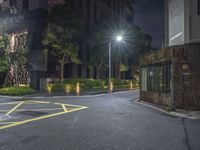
xmin=136 ymin=100 xmax=200 ymax=120
xmin=0 ymin=90 xmax=137 ymax=99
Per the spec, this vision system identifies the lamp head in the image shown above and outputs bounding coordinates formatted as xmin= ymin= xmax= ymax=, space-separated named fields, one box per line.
xmin=116 ymin=35 xmax=123 ymax=42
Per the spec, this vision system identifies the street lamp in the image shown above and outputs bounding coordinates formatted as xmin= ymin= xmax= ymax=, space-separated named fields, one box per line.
xmin=108 ymin=35 xmax=124 ymax=93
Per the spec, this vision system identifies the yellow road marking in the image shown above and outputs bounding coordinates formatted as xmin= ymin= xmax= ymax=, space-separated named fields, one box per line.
xmin=0 ymin=106 xmax=88 ymax=130
xmin=24 ymin=101 xmax=50 ymax=104
xmin=5 ymin=102 xmax=24 ymax=116
xmin=0 ymin=108 xmax=63 ymax=112
xmin=0 ymin=102 xmax=22 ymax=106
xmin=61 ymin=104 xmax=68 ymax=112
xmin=55 ymin=103 xmax=86 ymax=108
xmin=0 ymin=110 xmax=8 ymax=112
xmin=0 ymin=122 xmax=17 ymax=125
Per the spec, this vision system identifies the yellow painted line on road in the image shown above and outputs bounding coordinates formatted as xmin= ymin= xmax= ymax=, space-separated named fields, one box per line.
xmin=5 ymin=102 xmax=24 ymax=116
xmin=54 ymin=102 xmax=86 ymax=108
xmin=0 ymin=122 xmax=17 ymax=125
xmin=24 ymin=108 xmax=63 ymax=111
xmin=24 ymin=100 xmax=50 ymax=104
xmin=0 ymin=108 xmax=63 ymax=112
xmin=0 ymin=102 xmax=22 ymax=106
xmin=0 ymin=106 xmax=88 ymax=130
xmin=0 ymin=110 xmax=8 ymax=112
xmin=61 ymin=104 xmax=68 ymax=112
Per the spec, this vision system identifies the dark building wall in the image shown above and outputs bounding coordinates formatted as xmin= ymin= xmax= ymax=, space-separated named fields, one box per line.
xmin=140 ymin=43 xmax=200 ymax=109
xmin=59 ymin=0 xmax=134 ymax=79
xmin=26 ymin=7 xmax=48 ymax=89
xmin=172 ymin=44 xmax=200 ymax=109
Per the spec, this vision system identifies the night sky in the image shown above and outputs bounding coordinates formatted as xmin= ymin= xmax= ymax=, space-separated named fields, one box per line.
xmin=134 ymin=0 xmax=165 ymax=49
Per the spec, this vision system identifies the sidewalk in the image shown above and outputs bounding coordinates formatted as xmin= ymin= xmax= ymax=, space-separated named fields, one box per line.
xmin=137 ymin=100 xmax=200 ymax=120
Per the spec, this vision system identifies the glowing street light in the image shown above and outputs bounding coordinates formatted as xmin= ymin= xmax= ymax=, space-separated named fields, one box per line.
xmin=116 ymin=35 xmax=123 ymax=42
xmin=108 ymin=35 xmax=124 ymax=93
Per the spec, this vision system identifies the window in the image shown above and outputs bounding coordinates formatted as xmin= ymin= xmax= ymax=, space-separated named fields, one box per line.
xmin=198 ymin=0 xmax=200 ymax=15
xmin=22 ymin=0 xmax=29 ymax=11
xmin=94 ymin=4 xmax=97 ymax=23
xmin=117 ymin=0 xmax=120 ymax=15
xmin=101 ymin=0 xmax=111 ymax=7
xmin=10 ymin=0 xmax=17 ymax=7
xmin=87 ymin=0 xmax=90 ymax=35
xmin=141 ymin=61 xmax=171 ymax=94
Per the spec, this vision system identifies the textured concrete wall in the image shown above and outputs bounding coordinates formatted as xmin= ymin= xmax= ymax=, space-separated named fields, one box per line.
xmin=140 ymin=43 xmax=200 ymax=109
xmin=172 ymin=44 xmax=200 ymax=109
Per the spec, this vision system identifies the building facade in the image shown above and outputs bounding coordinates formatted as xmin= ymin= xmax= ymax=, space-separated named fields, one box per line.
xmin=0 ymin=0 xmax=48 ymax=89
xmin=46 ymin=0 xmax=134 ymax=80
xmin=140 ymin=0 xmax=200 ymax=109
xmin=0 ymin=0 xmax=134 ymax=89
xmin=165 ymin=0 xmax=200 ymax=46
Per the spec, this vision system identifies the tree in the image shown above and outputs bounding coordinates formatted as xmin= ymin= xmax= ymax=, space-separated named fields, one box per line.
xmin=43 ymin=25 xmax=80 ymax=83
xmin=43 ymin=0 xmax=82 ymax=83
xmin=4 ymin=32 xmax=29 ymax=87
xmin=0 ymin=35 xmax=8 ymax=73
xmin=90 ymin=17 xmax=152 ymax=79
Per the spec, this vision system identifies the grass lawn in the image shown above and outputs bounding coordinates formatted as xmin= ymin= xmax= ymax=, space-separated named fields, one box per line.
xmin=0 ymin=86 xmax=34 ymax=96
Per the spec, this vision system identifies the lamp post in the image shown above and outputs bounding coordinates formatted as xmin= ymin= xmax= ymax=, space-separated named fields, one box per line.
xmin=108 ymin=35 xmax=123 ymax=93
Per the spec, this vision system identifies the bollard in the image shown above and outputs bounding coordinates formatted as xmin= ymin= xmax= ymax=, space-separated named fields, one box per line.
xmin=130 ymin=81 xmax=133 ymax=90
xmin=110 ymin=81 xmax=113 ymax=93
xmin=47 ymin=84 xmax=53 ymax=93
xmin=65 ymin=84 xmax=71 ymax=95
xmin=76 ymin=82 xmax=80 ymax=96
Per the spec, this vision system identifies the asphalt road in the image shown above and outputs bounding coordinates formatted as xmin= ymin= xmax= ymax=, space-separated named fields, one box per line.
xmin=0 ymin=90 xmax=200 ymax=150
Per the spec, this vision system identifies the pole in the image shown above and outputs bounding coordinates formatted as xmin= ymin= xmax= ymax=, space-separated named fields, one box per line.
xmin=109 ymin=42 xmax=112 ymax=93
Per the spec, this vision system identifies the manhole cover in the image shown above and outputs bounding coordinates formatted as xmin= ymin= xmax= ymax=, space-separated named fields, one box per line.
xmin=17 ymin=111 xmax=48 ymax=117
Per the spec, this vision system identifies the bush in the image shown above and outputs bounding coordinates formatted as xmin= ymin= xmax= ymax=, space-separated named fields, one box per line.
xmin=0 ymin=86 xmax=34 ymax=96
xmin=64 ymin=78 xmax=105 ymax=89
xmin=47 ymin=78 xmax=138 ymax=93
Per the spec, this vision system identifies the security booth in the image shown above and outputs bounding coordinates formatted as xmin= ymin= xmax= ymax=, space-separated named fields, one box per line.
xmin=140 ymin=43 xmax=200 ymax=110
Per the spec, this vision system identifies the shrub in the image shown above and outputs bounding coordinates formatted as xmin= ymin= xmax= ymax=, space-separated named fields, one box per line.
xmin=47 ymin=78 xmax=138 ymax=93
xmin=0 ymin=86 xmax=34 ymax=96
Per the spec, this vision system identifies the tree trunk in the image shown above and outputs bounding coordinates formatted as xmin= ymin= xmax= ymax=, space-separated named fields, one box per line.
xmin=15 ymin=61 xmax=19 ymax=87
xmin=59 ymin=60 xmax=64 ymax=84
xmin=97 ymin=63 xmax=103 ymax=79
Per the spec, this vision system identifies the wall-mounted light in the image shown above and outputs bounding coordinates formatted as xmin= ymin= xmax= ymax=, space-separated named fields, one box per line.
xmin=182 ymin=63 xmax=190 ymax=70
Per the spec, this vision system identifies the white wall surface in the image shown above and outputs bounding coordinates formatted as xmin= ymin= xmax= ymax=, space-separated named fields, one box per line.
xmin=166 ymin=0 xmax=200 ymax=46
xmin=168 ymin=0 xmax=185 ymax=46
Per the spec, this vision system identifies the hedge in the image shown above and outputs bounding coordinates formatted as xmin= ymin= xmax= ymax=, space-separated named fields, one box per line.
xmin=0 ymin=86 xmax=34 ymax=96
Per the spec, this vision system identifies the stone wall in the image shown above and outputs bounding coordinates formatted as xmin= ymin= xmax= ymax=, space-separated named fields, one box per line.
xmin=173 ymin=44 xmax=200 ymax=109
xmin=140 ymin=43 xmax=200 ymax=110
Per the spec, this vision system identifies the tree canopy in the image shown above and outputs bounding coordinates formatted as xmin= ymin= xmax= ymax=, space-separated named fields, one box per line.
xmin=90 ymin=17 xmax=152 ymax=79
xmin=43 ymin=0 xmax=83 ymax=83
